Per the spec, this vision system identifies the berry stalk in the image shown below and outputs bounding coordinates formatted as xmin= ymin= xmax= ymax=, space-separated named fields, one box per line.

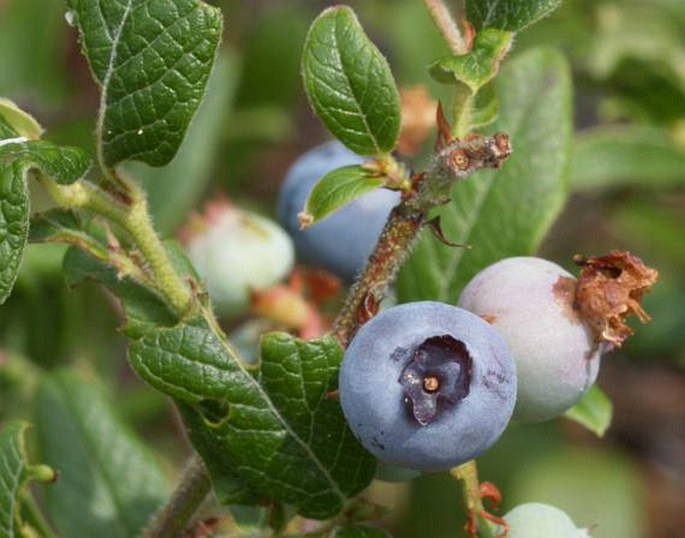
xmin=333 ymin=130 xmax=512 ymax=347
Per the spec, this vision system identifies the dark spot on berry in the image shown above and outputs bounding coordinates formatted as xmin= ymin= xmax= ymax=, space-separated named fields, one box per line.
xmin=370 ymin=436 xmax=386 ymax=451
xmin=399 ymin=335 xmax=473 ymax=425
xmin=391 ymin=346 xmax=411 ymax=362
xmin=481 ymin=352 xmax=510 ymax=400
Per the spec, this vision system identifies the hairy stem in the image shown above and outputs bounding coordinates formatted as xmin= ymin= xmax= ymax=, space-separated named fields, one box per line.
xmin=40 ymin=175 xmax=192 ymax=314
xmin=143 ymin=454 xmax=212 ymax=538
xmin=333 ymin=133 xmax=512 ymax=347
xmin=423 ymin=0 xmax=469 ymax=56
xmin=333 ymin=201 xmax=425 ymax=348
xmin=40 ymin=177 xmax=130 ymax=225
xmin=125 ymin=197 xmax=192 ymax=313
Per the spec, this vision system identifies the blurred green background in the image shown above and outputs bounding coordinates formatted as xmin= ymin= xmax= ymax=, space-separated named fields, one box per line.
xmin=1 ymin=1 xmax=683 ymax=537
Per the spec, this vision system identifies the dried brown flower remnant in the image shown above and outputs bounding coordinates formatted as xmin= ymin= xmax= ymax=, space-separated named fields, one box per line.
xmin=574 ymin=250 xmax=659 ymax=348
xmin=397 ymin=86 xmax=437 ymax=156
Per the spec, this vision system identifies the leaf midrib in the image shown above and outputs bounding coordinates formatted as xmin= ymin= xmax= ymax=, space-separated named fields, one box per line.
xmin=201 ymin=313 xmax=347 ymax=506
xmin=95 ymin=0 xmax=134 ymax=167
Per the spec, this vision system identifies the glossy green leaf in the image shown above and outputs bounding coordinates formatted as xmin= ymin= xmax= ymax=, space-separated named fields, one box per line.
xmin=67 ymin=0 xmax=222 ymax=167
xmin=397 ymin=48 xmax=571 ymax=303
xmin=129 ymin=323 xmax=376 ymax=518
xmin=302 ymin=6 xmax=401 ymax=156
xmin=564 ymin=385 xmax=613 ymax=437
xmin=302 ymin=165 xmax=385 ymax=226
xmin=0 ymin=150 xmax=29 ymax=306
xmin=570 ymin=126 xmax=685 ymax=190
xmin=34 ymin=370 xmax=170 ymax=538
xmin=0 ymin=421 xmax=56 ymax=538
xmin=0 ymin=136 xmax=91 ymax=304
xmin=467 ymin=0 xmax=562 ymax=31
xmin=429 ymin=29 xmax=513 ymax=93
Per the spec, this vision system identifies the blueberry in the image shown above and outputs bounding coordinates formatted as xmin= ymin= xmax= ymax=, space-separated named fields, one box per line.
xmin=499 ymin=503 xmax=591 ymax=538
xmin=277 ymin=141 xmax=400 ymax=282
xmin=458 ymin=257 xmax=602 ymax=423
xmin=339 ymin=301 xmax=516 ymax=471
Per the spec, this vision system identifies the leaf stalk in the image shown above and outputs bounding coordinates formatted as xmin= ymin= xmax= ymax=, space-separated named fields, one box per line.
xmin=40 ymin=174 xmax=192 ymax=314
xmin=423 ymin=0 xmax=470 ymax=56
xmin=333 ymin=132 xmax=511 ymax=347
xmin=143 ymin=454 xmax=212 ymax=538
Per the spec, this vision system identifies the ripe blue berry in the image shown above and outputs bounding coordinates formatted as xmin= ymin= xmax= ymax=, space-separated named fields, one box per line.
xmin=277 ymin=141 xmax=400 ymax=282
xmin=500 ymin=503 xmax=591 ymax=537
xmin=339 ymin=301 xmax=516 ymax=471
xmin=458 ymin=257 xmax=602 ymax=423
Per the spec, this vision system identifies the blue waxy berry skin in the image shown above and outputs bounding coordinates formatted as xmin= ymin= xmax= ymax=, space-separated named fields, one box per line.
xmin=339 ymin=301 xmax=516 ymax=472
xmin=277 ymin=141 xmax=400 ymax=282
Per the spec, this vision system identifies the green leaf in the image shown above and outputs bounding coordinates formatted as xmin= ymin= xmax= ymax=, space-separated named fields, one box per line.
xmin=29 ymin=209 xmax=87 ymax=244
xmin=570 ymin=126 xmax=685 ymax=190
xmin=63 ymin=245 xmax=178 ymax=338
xmin=0 ymin=153 xmax=29 ymax=306
xmin=397 ymin=48 xmax=571 ymax=303
xmin=302 ymin=165 xmax=385 ymax=227
xmin=471 ymin=82 xmax=499 ymax=129
xmin=67 ymin=0 xmax=223 ymax=167
xmin=467 ymin=0 xmax=562 ymax=31
xmin=0 ymin=138 xmax=91 ymax=304
xmin=0 ymin=98 xmax=43 ymax=139
xmin=2 ymin=140 xmax=91 ymax=186
xmin=564 ymin=385 xmax=613 ymax=437
xmin=0 ymin=115 xmax=18 ymax=139
xmin=302 ymin=6 xmax=401 ymax=156
xmin=429 ymin=29 xmax=513 ymax=93
xmin=0 ymin=421 xmax=56 ymax=538
xmin=34 ymin=370 xmax=170 ymax=538
xmin=128 ymin=322 xmax=376 ymax=519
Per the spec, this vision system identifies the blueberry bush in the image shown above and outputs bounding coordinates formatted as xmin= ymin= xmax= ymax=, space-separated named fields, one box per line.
xmin=1 ymin=1 xmax=681 ymax=537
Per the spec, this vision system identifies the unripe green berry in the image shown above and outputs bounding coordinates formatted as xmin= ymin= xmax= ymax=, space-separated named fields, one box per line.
xmin=183 ymin=202 xmax=294 ymax=317
xmin=501 ymin=503 xmax=591 ymax=538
